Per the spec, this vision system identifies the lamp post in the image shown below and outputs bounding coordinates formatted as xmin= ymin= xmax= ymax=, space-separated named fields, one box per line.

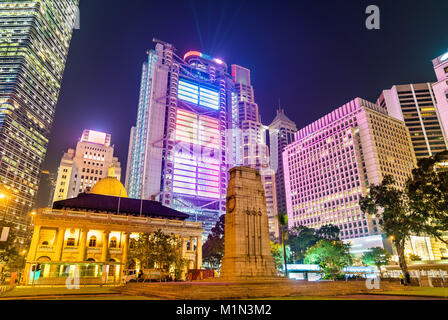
xmin=19 ymin=249 xmax=27 ymax=285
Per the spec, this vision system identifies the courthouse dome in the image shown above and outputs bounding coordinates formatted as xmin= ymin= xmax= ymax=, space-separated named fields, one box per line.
xmin=91 ymin=177 xmax=128 ymax=198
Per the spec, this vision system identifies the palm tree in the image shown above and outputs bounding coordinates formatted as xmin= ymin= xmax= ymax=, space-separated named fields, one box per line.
xmin=277 ymin=212 xmax=288 ymax=278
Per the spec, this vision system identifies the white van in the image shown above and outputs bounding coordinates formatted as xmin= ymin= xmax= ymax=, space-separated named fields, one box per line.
xmin=123 ymin=269 xmax=138 ymax=283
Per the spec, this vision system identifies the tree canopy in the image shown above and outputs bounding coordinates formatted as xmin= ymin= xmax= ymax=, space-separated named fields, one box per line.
xmin=407 ymin=150 xmax=448 ymax=244
xmin=287 ymin=224 xmax=340 ymax=263
xmin=202 ymin=214 xmax=225 ymax=269
xmin=359 ymin=175 xmax=415 ymax=281
xmin=128 ymin=229 xmax=185 ymax=279
xmin=304 ymin=239 xmax=352 ymax=279
xmin=362 ymin=247 xmax=391 ymax=270
xmin=0 ymin=221 xmax=19 ymax=269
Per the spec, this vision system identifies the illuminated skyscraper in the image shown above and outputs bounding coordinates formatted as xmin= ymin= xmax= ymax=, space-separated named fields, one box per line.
xmin=432 ymin=51 xmax=448 ymax=141
xmin=126 ymin=41 xmax=233 ymax=235
xmin=230 ymin=65 xmax=278 ymax=239
xmin=283 ymin=98 xmax=416 ymax=243
xmin=53 ymin=130 xmax=121 ymax=203
xmin=268 ymin=107 xmax=296 ymax=223
xmin=0 ymin=0 xmax=79 ymax=237
xmin=378 ymin=83 xmax=447 ymax=159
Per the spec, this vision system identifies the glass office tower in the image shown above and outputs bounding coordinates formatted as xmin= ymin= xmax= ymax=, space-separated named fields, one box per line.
xmin=126 ymin=42 xmax=233 ymax=236
xmin=0 ymin=0 xmax=79 ymax=238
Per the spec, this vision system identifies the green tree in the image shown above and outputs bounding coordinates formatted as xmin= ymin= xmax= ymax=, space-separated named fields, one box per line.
xmin=304 ymin=239 xmax=352 ymax=279
xmin=277 ymin=212 xmax=289 ymax=277
xmin=127 ymin=229 xmax=185 ymax=280
xmin=287 ymin=224 xmax=340 ymax=263
xmin=360 ymin=175 xmax=415 ymax=283
xmin=362 ymin=247 xmax=391 ymax=271
xmin=0 ymin=221 xmax=19 ymax=273
xmin=407 ymin=151 xmax=448 ymax=244
xmin=202 ymin=214 xmax=225 ymax=269
xmin=315 ymin=224 xmax=340 ymax=241
xmin=407 ymin=254 xmax=421 ymax=262
xmin=270 ymin=241 xmax=290 ymax=270
xmin=287 ymin=225 xmax=319 ymax=263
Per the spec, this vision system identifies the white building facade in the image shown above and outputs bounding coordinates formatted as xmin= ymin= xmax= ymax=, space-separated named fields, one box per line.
xmin=53 ymin=130 xmax=121 ymax=202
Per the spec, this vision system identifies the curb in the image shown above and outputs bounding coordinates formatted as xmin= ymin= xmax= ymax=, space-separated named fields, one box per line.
xmin=0 ymin=292 xmax=122 ymax=300
xmin=364 ymin=292 xmax=448 ymax=299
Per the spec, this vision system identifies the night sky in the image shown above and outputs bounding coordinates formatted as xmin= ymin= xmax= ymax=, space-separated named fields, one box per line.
xmin=36 ymin=0 xmax=448 ymax=206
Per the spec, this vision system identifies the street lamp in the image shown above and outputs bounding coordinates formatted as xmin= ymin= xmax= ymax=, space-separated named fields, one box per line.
xmin=0 ymin=192 xmax=9 ymax=220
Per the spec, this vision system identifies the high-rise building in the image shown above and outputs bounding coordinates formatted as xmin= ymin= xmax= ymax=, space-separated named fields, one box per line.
xmin=53 ymin=130 xmax=121 ymax=202
xmin=432 ymin=51 xmax=448 ymax=140
xmin=377 ymin=83 xmax=447 ymax=159
xmin=126 ymin=42 xmax=233 ymax=236
xmin=230 ymin=65 xmax=278 ymax=239
xmin=283 ymin=98 xmax=416 ymax=241
xmin=268 ymin=107 xmax=297 ymax=222
xmin=35 ymin=170 xmax=56 ymax=208
xmin=0 ymin=0 xmax=79 ymax=236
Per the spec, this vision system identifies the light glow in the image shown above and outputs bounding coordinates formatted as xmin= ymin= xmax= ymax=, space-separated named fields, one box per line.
xmin=441 ymin=52 xmax=448 ymax=61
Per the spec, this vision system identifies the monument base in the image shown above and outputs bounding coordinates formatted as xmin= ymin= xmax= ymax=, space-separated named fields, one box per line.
xmin=219 ymin=255 xmax=278 ymax=280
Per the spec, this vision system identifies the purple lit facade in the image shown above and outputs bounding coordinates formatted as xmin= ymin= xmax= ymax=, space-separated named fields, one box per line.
xmin=126 ymin=42 xmax=233 ymax=236
xmin=283 ymin=98 xmax=416 ymax=241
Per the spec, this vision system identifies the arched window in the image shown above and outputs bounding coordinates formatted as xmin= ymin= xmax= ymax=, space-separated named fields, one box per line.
xmin=88 ymin=236 xmax=97 ymax=247
xmin=66 ymin=238 xmax=75 ymax=247
xmin=41 ymin=241 xmax=49 ymax=246
xmin=109 ymin=237 xmax=117 ymax=248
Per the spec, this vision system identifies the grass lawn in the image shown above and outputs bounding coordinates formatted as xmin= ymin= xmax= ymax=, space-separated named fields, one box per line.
xmin=375 ymin=287 xmax=448 ymax=298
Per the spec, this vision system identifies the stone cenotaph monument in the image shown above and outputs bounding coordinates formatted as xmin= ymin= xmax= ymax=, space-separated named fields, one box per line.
xmin=219 ymin=166 xmax=277 ymax=280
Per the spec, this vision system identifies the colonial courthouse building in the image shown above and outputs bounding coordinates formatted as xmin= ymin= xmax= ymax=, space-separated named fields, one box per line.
xmin=24 ymin=177 xmax=203 ymax=285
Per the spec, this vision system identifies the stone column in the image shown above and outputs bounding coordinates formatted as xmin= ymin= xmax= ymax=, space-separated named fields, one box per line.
xmin=27 ymin=225 xmax=41 ymax=261
xmin=23 ymin=263 xmax=31 ymax=285
xmin=101 ymin=230 xmax=110 ymax=262
xmin=121 ymin=232 xmax=129 ymax=267
xmin=120 ymin=232 xmax=129 ymax=284
xmin=180 ymin=236 xmax=186 ymax=257
xmin=54 ymin=227 xmax=65 ymax=262
xmin=78 ymin=229 xmax=87 ymax=262
xmin=196 ymin=236 xmax=202 ymax=269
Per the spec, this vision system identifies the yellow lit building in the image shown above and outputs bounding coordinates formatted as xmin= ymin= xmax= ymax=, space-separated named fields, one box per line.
xmin=24 ymin=177 xmax=203 ymax=285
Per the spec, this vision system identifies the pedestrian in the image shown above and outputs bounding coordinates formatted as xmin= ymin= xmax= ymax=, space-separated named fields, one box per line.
xmin=399 ymin=273 xmax=404 ymax=285
xmin=138 ymin=269 xmax=143 ymax=282
xmin=405 ymin=272 xmax=411 ymax=285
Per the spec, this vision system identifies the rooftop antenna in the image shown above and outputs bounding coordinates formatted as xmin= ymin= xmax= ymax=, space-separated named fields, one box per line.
xmin=278 ymin=98 xmax=283 ymax=114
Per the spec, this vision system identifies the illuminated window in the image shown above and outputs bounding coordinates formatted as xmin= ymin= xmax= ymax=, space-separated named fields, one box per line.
xmin=88 ymin=236 xmax=97 ymax=247
xmin=66 ymin=238 xmax=75 ymax=247
xmin=109 ymin=237 xmax=117 ymax=248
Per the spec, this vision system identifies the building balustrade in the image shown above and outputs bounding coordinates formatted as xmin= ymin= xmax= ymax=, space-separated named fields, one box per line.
xmin=109 ymin=248 xmax=122 ymax=254
xmin=37 ymin=245 xmax=54 ymax=252
xmin=39 ymin=208 xmax=202 ymax=229
xmin=87 ymin=247 xmax=101 ymax=253
xmin=63 ymin=247 xmax=79 ymax=252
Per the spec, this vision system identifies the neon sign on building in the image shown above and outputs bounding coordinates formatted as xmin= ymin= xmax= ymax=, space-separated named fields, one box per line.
xmin=178 ymin=79 xmax=220 ymax=110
